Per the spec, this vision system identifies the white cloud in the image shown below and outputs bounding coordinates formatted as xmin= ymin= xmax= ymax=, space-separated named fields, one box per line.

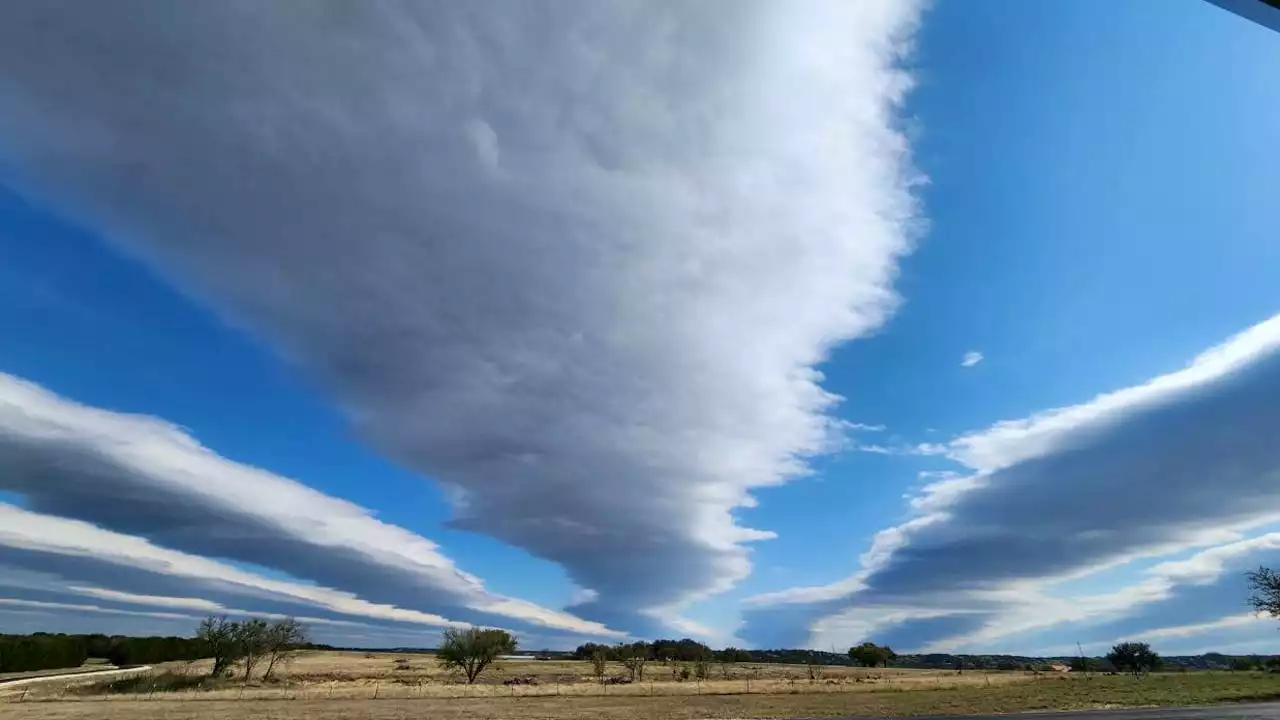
xmin=0 ymin=503 xmax=465 ymax=629
xmin=744 ymin=313 xmax=1280 ymax=650
xmin=961 ymin=351 xmax=984 ymax=367
xmin=0 ymin=373 xmax=617 ymax=638
xmin=949 ymin=314 xmax=1280 ymax=473
xmin=913 ymin=442 xmax=949 ymax=456
xmin=0 ymin=0 xmax=925 ymax=633
xmin=64 ymin=587 xmax=226 ymax=613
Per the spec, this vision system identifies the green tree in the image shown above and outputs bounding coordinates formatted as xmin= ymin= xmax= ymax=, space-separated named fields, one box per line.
xmin=1230 ymin=656 xmax=1260 ymax=672
xmin=1106 ymin=642 xmax=1159 ymax=677
xmin=848 ymin=642 xmax=895 ymax=668
xmin=436 ymin=627 xmax=516 ymax=684
xmin=1068 ymin=656 xmax=1096 ymax=673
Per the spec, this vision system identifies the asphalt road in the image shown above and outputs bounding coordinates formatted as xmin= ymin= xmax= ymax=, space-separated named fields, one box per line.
xmin=828 ymin=702 xmax=1280 ymax=720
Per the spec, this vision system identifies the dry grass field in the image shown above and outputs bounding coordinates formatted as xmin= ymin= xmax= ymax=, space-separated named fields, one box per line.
xmin=2 ymin=651 xmax=1036 ymax=701
xmin=4 ymin=650 xmax=1280 ymax=718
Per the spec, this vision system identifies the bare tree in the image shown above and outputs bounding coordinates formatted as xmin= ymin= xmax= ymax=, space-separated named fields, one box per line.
xmin=262 ymin=618 xmax=309 ymax=681
xmin=590 ymin=648 xmax=609 ymax=684
xmin=235 ymin=619 xmax=270 ymax=681
xmin=1248 ymin=566 xmax=1280 ymax=618
xmin=805 ymin=652 xmax=822 ymax=682
xmin=436 ymin=627 xmax=516 ymax=684
xmin=196 ymin=616 xmax=242 ymax=677
xmin=617 ymin=642 xmax=648 ymax=682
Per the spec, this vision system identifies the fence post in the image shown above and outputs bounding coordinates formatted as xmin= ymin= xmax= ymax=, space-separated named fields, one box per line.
xmin=372 ymin=681 xmax=380 ymax=700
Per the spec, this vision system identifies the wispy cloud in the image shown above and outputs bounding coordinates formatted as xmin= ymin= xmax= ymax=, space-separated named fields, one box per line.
xmin=744 ymin=314 xmax=1280 ymax=651
xmin=0 ymin=0 xmax=925 ymax=633
xmin=961 ymin=351 xmax=984 ymax=367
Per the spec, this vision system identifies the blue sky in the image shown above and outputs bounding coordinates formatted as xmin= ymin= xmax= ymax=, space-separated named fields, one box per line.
xmin=1 ymin=0 xmax=1278 ymax=654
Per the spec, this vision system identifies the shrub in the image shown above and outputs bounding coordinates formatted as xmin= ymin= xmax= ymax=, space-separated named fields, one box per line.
xmin=74 ymin=672 xmax=212 ymax=696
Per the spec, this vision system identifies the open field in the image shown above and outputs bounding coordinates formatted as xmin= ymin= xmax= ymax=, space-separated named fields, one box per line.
xmin=4 ymin=651 xmax=1279 ymax=718
xmin=0 ymin=651 xmax=1040 ymax=701
xmin=6 ymin=674 xmax=1280 ymax=720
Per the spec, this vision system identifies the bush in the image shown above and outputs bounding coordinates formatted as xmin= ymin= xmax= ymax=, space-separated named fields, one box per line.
xmin=1106 ymin=642 xmax=1160 ymax=677
xmin=74 ymin=672 xmax=212 ymax=696
xmin=436 ymin=627 xmax=517 ymax=684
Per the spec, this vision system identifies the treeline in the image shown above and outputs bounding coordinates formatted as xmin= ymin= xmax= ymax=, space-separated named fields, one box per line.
xmin=571 ymin=639 xmax=864 ymax=666
xmin=0 ymin=633 xmax=206 ymax=673
xmin=564 ymin=639 xmax=1280 ymax=674
xmin=0 ymin=633 xmax=90 ymax=673
xmin=572 ymin=638 xmax=714 ymax=663
xmin=1 ymin=618 xmax=322 ymax=675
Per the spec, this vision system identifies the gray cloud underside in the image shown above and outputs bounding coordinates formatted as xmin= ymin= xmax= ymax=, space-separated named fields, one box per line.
xmin=0 ymin=373 xmax=615 ymax=639
xmin=996 ymin=533 xmax=1280 ymax=655
xmin=744 ymin=315 xmax=1280 ymax=650
xmin=0 ymin=0 xmax=923 ymax=631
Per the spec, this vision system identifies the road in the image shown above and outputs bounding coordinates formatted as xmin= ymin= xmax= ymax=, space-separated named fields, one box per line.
xmin=0 ymin=665 xmax=152 ymax=690
xmin=827 ymin=702 xmax=1280 ymax=720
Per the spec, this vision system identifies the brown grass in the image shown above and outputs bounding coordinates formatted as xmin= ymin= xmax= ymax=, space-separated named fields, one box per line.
xmin=10 ymin=651 xmax=1020 ymax=701
xmin=6 ymin=651 xmax=1279 ymax=718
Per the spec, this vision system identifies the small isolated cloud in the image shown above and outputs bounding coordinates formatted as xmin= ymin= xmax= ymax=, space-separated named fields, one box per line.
xmin=744 ymin=313 xmax=1280 ymax=651
xmin=852 ymin=441 xmax=948 ymax=457
xmin=961 ymin=351 xmax=984 ymax=367
xmin=0 ymin=0 xmax=926 ymax=634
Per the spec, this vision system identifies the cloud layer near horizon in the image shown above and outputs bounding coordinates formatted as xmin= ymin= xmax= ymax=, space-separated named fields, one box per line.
xmin=0 ymin=372 xmax=618 ymax=641
xmin=745 ymin=314 xmax=1280 ymax=653
xmin=0 ymin=0 xmax=924 ymax=632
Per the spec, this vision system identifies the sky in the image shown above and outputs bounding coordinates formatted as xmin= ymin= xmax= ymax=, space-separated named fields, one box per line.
xmin=0 ymin=0 xmax=1278 ymax=656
